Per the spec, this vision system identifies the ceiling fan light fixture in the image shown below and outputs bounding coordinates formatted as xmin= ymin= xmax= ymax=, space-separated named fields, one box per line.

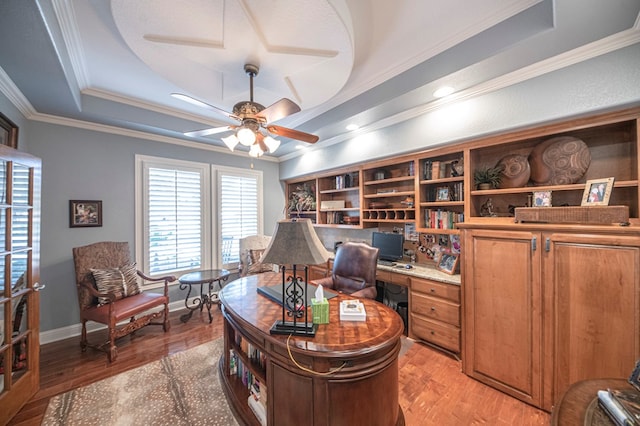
xmin=249 ymin=143 xmax=264 ymax=157
xmin=264 ymin=136 xmax=281 ymax=153
xmin=222 ymin=134 xmax=239 ymax=151
xmin=237 ymin=126 xmax=257 ymax=146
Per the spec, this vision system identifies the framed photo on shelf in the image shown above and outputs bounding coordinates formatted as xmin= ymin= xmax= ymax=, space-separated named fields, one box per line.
xmin=437 ymin=253 xmax=459 ymax=275
xmin=532 ymin=191 xmax=552 ymax=207
xmin=69 ymin=200 xmax=102 ymax=228
xmin=581 ymin=177 xmax=615 ymax=206
xmin=436 ymin=186 xmax=450 ymax=201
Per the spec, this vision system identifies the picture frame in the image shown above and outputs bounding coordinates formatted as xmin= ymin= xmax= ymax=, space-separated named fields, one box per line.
xmin=69 ymin=200 xmax=102 ymax=227
xmin=436 ymin=186 xmax=450 ymax=201
xmin=532 ymin=190 xmax=552 ymax=207
xmin=581 ymin=177 xmax=615 ymax=206
xmin=437 ymin=253 xmax=459 ymax=275
xmin=0 ymin=112 xmax=18 ymax=149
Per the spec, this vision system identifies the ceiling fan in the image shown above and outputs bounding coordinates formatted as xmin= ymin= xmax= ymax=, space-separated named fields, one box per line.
xmin=173 ymin=64 xmax=319 ymax=156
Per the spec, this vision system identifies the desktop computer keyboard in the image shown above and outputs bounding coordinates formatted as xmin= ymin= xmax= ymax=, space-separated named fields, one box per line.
xmin=377 ymin=260 xmax=396 ymax=266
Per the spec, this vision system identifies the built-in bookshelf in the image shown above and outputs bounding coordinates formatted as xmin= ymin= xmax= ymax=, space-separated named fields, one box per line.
xmin=417 ymin=151 xmax=465 ymax=234
xmin=226 ymin=328 xmax=268 ymax=425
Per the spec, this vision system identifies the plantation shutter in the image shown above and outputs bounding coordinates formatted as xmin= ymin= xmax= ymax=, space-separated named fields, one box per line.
xmin=147 ymin=167 xmax=202 ymax=275
xmin=219 ymin=171 xmax=261 ymax=267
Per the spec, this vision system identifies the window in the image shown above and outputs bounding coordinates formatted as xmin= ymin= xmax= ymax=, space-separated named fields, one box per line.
xmin=136 ymin=156 xmax=263 ymax=285
xmin=216 ymin=166 xmax=263 ymax=269
xmin=136 ymin=156 xmax=211 ymax=281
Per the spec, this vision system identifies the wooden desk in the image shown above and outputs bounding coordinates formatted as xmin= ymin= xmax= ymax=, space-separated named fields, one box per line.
xmin=219 ymin=272 xmax=405 ymax=426
xmin=551 ymin=378 xmax=633 ymax=425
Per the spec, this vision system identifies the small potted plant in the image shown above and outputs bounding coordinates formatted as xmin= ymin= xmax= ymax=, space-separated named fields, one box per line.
xmin=474 ymin=164 xmax=504 ymax=190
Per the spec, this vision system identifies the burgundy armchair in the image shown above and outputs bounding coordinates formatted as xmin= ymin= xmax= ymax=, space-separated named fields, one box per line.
xmin=72 ymin=241 xmax=175 ymax=362
xmin=311 ymin=242 xmax=379 ymax=299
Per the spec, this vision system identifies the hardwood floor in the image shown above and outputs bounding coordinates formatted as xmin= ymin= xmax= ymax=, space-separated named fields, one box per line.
xmin=9 ymin=308 xmax=550 ymax=425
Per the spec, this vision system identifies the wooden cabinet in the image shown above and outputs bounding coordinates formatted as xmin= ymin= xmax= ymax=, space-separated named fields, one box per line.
xmin=543 ymin=231 xmax=640 ymax=410
xmin=460 ymin=223 xmax=640 ymax=411
xmin=361 ymin=159 xmax=416 ymax=228
xmin=417 ymin=150 xmax=466 ymax=234
xmin=409 ymin=277 xmax=461 ymax=354
xmin=461 ymin=227 xmax=543 ymax=407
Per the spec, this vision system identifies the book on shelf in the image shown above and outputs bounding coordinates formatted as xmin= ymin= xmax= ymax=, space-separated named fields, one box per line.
xmin=431 ymin=161 xmax=440 ymax=181
xmin=340 ymin=299 xmax=366 ymax=321
xmin=248 ymin=394 xmax=267 ymax=426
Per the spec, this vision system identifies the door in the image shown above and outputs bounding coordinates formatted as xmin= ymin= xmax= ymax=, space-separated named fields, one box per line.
xmin=0 ymin=145 xmax=42 ymax=424
xmin=544 ymin=232 xmax=640 ymax=409
xmin=462 ymin=228 xmax=543 ymax=407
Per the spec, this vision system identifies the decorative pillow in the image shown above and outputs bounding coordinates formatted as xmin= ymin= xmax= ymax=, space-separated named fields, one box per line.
xmin=248 ymin=249 xmax=274 ymax=274
xmin=120 ymin=263 xmax=142 ymax=296
xmin=91 ymin=267 xmax=126 ymax=305
xmin=91 ymin=263 xmax=141 ymax=305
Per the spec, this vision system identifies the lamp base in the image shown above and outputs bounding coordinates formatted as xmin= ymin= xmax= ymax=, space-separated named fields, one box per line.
xmin=270 ymin=320 xmax=318 ymax=337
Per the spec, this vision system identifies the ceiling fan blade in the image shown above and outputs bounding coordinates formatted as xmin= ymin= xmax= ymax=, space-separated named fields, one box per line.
xmin=266 ymin=125 xmax=319 ymax=144
xmin=257 ymin=98 xmax=301 ymax=123
xmin=184 ymin=126 xmax=234 ymax=138
xmin=171 ymin=93 xmax=239 ymax=120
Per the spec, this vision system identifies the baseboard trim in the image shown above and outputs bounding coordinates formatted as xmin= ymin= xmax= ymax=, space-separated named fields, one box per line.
xmin=39 ymin=299 xmax=192 ymax=345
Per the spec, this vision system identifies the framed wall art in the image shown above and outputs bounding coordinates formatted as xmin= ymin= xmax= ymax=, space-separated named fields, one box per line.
xmin=70 ymin=200 xmax=102 ymax=227
xmin=581 ymin=177 xmax=615 ymax=206
xmin=0 ymin=112 xmax=18 ymax=149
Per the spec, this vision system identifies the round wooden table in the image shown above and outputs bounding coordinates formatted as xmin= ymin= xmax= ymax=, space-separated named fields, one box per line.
xmin=551 ymin=378 xmax=634 ymax=425
xmin=178 ymin=269 xmax=230 ymax=323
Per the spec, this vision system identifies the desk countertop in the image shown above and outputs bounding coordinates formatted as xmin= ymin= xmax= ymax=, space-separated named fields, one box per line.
xmin=376 ymin=262 xmax=461 ymax=285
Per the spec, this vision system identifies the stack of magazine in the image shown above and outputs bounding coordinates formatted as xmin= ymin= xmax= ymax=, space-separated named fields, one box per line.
xmin=339 ymin=299 xmax=366 ymax=321
xmin=597 ymin=389 xmax=640 ymax=425
xmin=597 ymin=360 xmax=640 ymax=426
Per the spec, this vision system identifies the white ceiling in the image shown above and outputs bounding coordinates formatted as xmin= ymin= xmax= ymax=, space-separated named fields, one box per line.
xmin=1 ymin=0 xmax=639 ymax=160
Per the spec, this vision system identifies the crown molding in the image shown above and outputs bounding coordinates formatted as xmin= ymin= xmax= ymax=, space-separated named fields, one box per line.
xmin=280 ymin=22 xmax=640 ymax=162
xmin=30 ymin=112 xmax=279 ymax=162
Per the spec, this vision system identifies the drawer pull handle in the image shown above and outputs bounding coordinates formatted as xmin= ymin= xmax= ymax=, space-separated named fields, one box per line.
xmin=430 ymin=331 xmax=435 ymax=335
xmin=430 ymin=288 xmax=436 ymax=293
xmin=430 ymin=307 xmax=436 ymax=311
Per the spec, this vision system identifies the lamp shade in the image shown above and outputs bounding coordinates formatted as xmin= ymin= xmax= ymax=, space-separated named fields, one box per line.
xmin=237 ymin=126 xmax=256 ymax=146
xmin=261 ymin=219 xmax=330 ymax=266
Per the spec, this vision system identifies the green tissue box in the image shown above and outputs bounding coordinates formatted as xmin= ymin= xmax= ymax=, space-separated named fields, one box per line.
xmin=311 ymin=298 xmax=329 ymax=324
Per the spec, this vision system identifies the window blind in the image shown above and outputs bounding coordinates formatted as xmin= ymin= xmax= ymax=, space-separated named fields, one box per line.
xmin=219 ymin=171 xmax=261 ymax=267
xmin=148 ymin=167 xmax=202 ymax=274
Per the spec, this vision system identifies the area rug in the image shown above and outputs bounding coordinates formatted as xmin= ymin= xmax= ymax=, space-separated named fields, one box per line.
xmin=41 ymin=338 xmax=238 ymax=426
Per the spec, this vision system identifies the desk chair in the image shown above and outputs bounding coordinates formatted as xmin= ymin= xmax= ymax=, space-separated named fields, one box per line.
xmin=312 ymin=242 xmax=379 ymax=299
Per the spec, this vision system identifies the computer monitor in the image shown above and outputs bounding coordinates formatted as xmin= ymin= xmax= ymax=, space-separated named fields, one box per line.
xmin=371 ymin=231 xmax=404 ymax=262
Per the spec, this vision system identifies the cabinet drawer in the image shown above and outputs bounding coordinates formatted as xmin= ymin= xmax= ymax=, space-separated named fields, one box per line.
xmin=411 ymin=293 xmax=460 ymax=326
xmin=411 ymin=277 xmax=460 ymax=302
xmin=376 ymin=270 xmax=391 ymax=282
xmin=411 ymin=314 xmax=460 ymax=353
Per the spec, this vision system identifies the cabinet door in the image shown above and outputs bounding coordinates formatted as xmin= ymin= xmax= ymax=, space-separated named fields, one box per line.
xmin=462 ymin=229 xmax=542 ymax=407
xmin=545 ymin=233 xmax=640 ymax=409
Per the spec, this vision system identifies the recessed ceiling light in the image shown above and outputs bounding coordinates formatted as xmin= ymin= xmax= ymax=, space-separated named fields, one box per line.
xmin=346 ymin=124 xmax=359 ymax=131
xmin=433 ymin=86 xmax=455 ymax=98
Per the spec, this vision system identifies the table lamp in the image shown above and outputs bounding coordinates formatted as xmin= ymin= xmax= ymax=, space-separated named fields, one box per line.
xmin=261 ymin=218 xmax=330 ymax=336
